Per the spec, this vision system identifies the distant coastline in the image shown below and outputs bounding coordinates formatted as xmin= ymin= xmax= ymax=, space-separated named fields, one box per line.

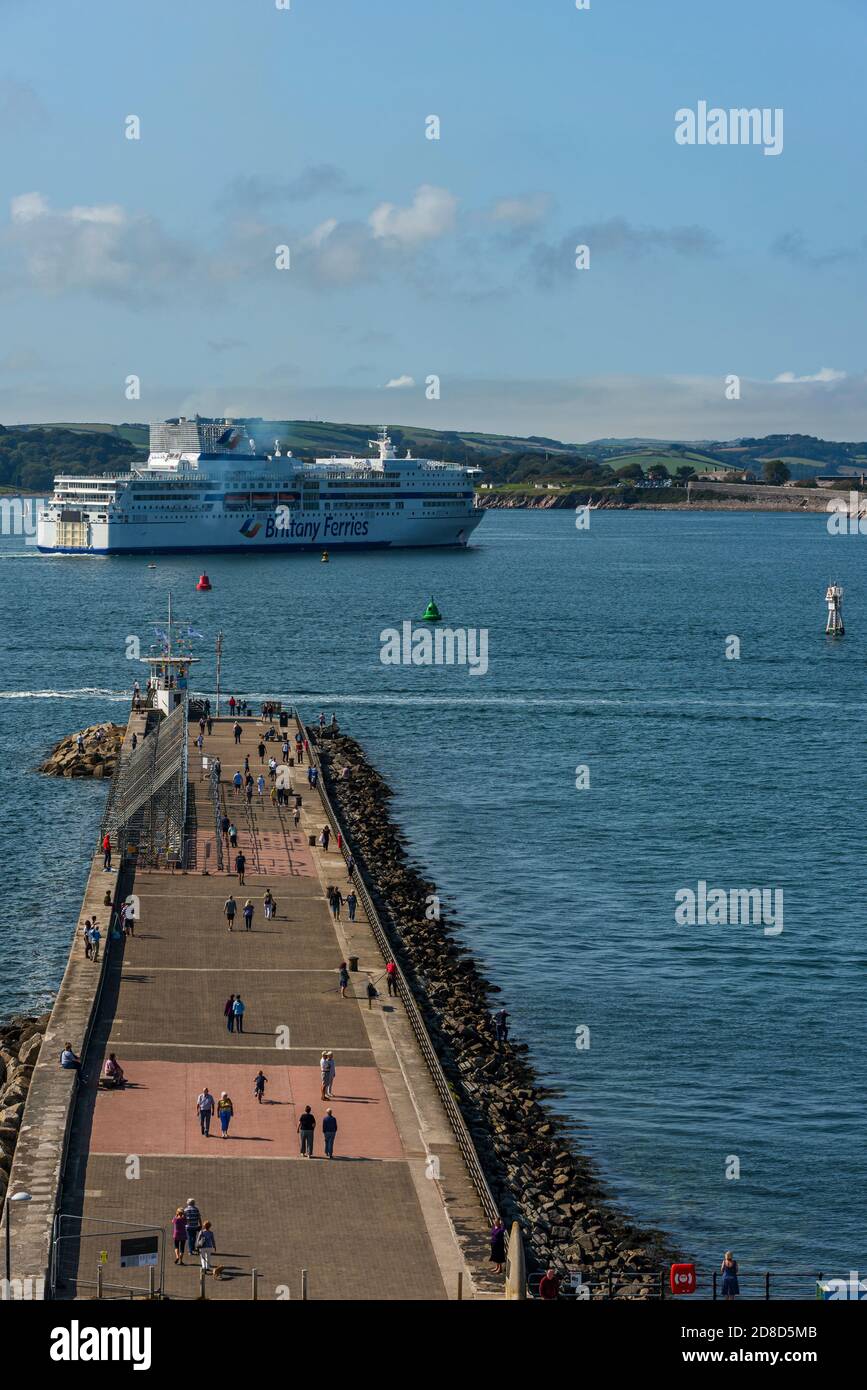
xmin=475 ymin=480 xmax=859 ymax=514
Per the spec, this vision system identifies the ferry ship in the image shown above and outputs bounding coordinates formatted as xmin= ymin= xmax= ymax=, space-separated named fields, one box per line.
xmin=36 ymin=419 xmax=483 ymax=554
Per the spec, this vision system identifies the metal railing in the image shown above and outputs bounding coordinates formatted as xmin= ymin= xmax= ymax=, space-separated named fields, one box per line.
xmin=210 ymin=763 xmax=223 ymax=871
xmin=299 ymin=716 xmax=502 ymax=1232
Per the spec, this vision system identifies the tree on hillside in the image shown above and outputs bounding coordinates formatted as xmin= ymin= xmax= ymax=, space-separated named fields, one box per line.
xmin=614 ymin=462 xmax=645 ymax=481
xmin=763 ymin=459 xmax=790 ymax=485
xmin=646 ymin=463 xmax=670 ymax=481
xmin=675 ymin=465 xmax=697 ymax=482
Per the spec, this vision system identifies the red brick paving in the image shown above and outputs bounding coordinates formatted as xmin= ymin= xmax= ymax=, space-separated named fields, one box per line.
xmin=88 ymin=1061 xmax=403 ymax=1160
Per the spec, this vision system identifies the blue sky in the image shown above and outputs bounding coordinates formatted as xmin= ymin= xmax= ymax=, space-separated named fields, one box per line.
xmin=0 ymin=0 xmax=865 ymax=440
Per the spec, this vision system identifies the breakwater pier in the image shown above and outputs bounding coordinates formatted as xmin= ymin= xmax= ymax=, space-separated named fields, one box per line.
xmin=2 ymin=688 xmax=507 ymax=1300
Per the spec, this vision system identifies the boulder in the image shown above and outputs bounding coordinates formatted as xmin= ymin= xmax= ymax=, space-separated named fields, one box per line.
xmin=17 ymin=1034 xmax=41 ymax=1066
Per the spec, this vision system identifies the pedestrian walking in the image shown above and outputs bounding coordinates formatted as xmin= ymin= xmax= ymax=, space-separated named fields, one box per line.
xmin=224 ymin=994 xmax=236 ymax=1032
xmin=338 ymin=962 xmax=349 ymax=998
xmin=245 ymin=782 xmax=253 ymax=806
xmin=346 ymin=891 xmax=357 ymax=923
xmin=220 ymin=813 xmax=230 ymax=842
xmin=235 ymin=851 xmax=246 ymax=886
xmin=490 ymin=1220 xmax=506 ymax=1275
xmin=243 ymin=899 xmax=254 ymax=931
xmin=257 ymin=774 xmax=265 ymax=802
xmin=196 ymin=1221 xmax=216 ymax=1272
xmin=318 ymin=825 xmax=330 ymax=852
xmin=331 ymin=888 xmax=343 ymax=921
xmin=172 ymin=1208 xmax=187 ymax=1265
xmin=89 ymin=923 xmax=101 ymax=961
xmin=386 ymin=960 xmax=397 ymax=996
xmin=346 ymin=855 xmax=354 ymax=879
xmin=322 ymin=1109 xmax=337 ymax=1159
xmin=233 ymin=721 xmax=242 ymax=745
xmin=366 ymin=977 xmax=378 ymax=1009
xmin=131 ymin=732 xmax=138 ymax=752
xmin=232 ymin=770 xmax=242 ymax=798
xmin=253 ymin=1069 xmax=268 ymax=1103
xmin=263 ymin=889 xmax=275 ymax=920
xmin=297 ymin=1105 xmax=316 ymax=1157
xmin=217 ymin=1092 xmax=234 ymax=1138
xmin=494 ymin=1007 xmax=509 ymax=1042
xmin=83 ymin=919 xmax=93 ymax=959
xmin=270 ymin=783 xmax=278 ymax=807
xmin=122 ymin=899 xmax=135 ymax=936
xmin=293 ymin=806 xmax=300 ymax=830
xmin=224 ymin=894 xmax=237 ymax=931
xmin=233 ymin=995 xmax=245 ymax=1034
xmin=206 ymin=716 xmax=213 ymax=736
xmin=197 ymin=1086 xmax=215 ymax=1135
xmin=102 ymin=833 xmax=112 ymax=870
xmin=184 ymin=1199 xmax=202 ymax=1254
xmin=282 ymin=740 xmax=290 ymax=764
xmin=257 ymin=739 xmax=266 ymax=765
xmin=228 ymin=822 xmax=238 ymax=849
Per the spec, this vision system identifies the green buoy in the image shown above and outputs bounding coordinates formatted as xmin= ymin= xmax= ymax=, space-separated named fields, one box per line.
xmin=422 ymin=596 xmax=442 ymax=622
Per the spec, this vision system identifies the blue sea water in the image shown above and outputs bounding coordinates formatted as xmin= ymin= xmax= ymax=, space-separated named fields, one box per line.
xmin=1 ymin=507 xmax=864 ymax=1278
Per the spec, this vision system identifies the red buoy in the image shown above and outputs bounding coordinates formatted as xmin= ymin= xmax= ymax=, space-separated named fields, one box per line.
xmin=196 ymin=572 xmax=212 ymax=591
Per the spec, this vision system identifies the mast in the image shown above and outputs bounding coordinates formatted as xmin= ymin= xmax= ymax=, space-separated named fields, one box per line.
xmin=215 ymin=630 xmax=224 ymax=715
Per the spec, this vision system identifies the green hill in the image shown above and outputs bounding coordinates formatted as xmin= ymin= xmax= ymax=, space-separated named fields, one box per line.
xmin=5 ymin=419 xmax=867 ymax=492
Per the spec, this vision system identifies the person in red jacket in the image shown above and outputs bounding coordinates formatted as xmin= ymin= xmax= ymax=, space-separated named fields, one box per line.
xmin=102 ymin=833 xmax=112 ymax=871
xmin=538 ymin=1269 xmax=561 ymax=1300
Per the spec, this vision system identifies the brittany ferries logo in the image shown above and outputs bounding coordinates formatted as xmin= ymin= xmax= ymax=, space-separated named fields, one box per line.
xmin=239 ymin=518 xmax=261 ymax=539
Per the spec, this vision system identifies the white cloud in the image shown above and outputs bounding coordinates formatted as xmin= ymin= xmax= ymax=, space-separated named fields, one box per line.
xmin=490 ymin=194 xmax=551 ymax=227
xmin=384 ymin=374 xmax=415 ymax=389
xmin=5 ymin=192 xmax=194 ymax=299
xmin=369 ymin=184 xmax=457 ymax=245
xmin=773 ymin=367 xmax=846 ymax=384
xmin=10 ymin=191 xmax=48 ymax=222
xmin=304 ymin=218 xmax=338 ymax=248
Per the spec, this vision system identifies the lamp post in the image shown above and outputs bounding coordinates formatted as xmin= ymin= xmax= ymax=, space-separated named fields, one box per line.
xmin=4 ymin=1191 xmax=32 ymax=1288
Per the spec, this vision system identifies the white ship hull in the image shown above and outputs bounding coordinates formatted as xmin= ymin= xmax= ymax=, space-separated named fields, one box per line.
xmin=36 ymin=508 xmax=481 ymax=554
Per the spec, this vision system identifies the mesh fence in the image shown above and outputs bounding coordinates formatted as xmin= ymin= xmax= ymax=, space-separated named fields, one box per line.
xmin=102 ymin=702 xmax=188 ymax=867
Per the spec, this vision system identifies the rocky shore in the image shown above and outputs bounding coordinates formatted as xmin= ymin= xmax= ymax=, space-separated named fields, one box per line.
xmin=39 ymin=723 xmax=125 ymax=778
xmin=0 ymin=1014 xmax=50 ymax=1206
xmin=314 ymin=730 xmax=676 ymax=1296
xmin=476 ymin=486 xmax=835 ymax=512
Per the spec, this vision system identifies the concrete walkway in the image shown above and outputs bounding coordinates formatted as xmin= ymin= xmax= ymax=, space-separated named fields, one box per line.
xmin=56 ymin=715 xmax=489 ymax=1300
